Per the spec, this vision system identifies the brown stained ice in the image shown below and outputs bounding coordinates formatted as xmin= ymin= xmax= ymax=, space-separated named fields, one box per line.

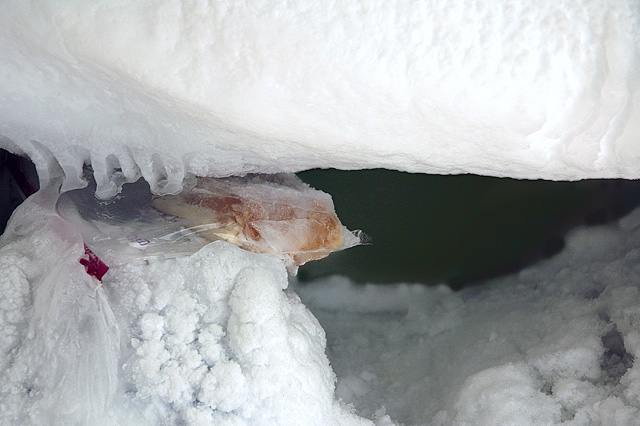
xmin=152 ymin=174 xmax=349 ymax=267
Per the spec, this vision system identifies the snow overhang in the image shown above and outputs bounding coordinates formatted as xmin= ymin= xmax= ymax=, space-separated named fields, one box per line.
xmin=1 ymin=0 xmax=639 ymax=198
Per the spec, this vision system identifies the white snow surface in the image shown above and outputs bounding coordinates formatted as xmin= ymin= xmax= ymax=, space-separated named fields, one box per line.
xmin=294 ymin=209 xmax=640 ymax=425
xmin=5 ymin=185 xmax=640 ymax=425
xmin=0 ymin=186 xmax=370 ymax=425
xmin=1 ymin=0 xmax=640 ymax=197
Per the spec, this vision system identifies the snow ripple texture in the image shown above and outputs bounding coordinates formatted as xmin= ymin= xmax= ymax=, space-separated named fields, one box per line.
xmin=1 ymin=0 xmax=639 ymax=198
xmin=0 ymin=187 xmax=369 ymax=425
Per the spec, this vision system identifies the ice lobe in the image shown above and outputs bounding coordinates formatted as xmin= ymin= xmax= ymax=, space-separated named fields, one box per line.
xmin=0 ymin=186 xmax=370 ymax=425
xmin=1 ymin=0 xmax=639 ymax=196
xmin=152 ymin=174 xmax=359 ymax=271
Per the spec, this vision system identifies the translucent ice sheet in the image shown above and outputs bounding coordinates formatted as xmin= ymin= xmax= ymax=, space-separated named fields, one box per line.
xmin=57 ymin=173 xmax=362 ymax=272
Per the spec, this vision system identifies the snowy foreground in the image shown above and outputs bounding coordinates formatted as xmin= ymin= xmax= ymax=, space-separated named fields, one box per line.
xmin=2 ymin=184 xmax=640 ymax=425
xmin=0 ymin=186 xmax=369 ymax=425
xmin=295 ymin=214 xmax=640 ymax=425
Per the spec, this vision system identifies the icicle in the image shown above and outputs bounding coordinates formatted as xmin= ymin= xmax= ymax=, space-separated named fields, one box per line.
xmin=131 ymin=150 xmax=185 ymax=196
xmin=28 ymin=141 xmax=64 ymax=189
xmin=57 ymin=147 xmax=90 ymax=193
xmin=91 ymin=155 xmax=119 ymax=200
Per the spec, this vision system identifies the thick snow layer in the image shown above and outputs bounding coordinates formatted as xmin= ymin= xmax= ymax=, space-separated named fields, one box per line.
xmin=1 ymin=1 xmax=639 ymax=197
xmin=294 ymin=208 xmax=640 ymax=425
xmin=0 ymin=186 xmax=371 ymax=425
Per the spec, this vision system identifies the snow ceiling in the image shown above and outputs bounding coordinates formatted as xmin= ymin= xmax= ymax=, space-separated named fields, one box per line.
xmin=1 ymin=0 xmax=639 ymax=197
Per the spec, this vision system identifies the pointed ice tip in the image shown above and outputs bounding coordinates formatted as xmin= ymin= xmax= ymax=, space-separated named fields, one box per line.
xmin=285 ymin=261 xmax=299 ymax=276
xmin=353 ymin=229 xmax=371 ymax=245
xmin=340 ymin=228 xmax=370 ymax=249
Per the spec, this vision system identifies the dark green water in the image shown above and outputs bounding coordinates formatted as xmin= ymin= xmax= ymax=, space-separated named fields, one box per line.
xmin=297 ymin=169 xmax=640 ymax=288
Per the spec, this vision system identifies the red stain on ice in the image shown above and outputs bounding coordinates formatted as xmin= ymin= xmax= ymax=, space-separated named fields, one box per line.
xmin=79 ymin=244 xmax=110 ymax=282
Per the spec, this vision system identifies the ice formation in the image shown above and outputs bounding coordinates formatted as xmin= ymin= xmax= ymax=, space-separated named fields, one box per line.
xmin=5 ymin=171 xmax=640 ymax=425
xmin=1 ymin=1 xmax=640 ymax=425
xmin=0 ymin=184 xmax=372 ymax=425
xmin=152 ymin=174 xmax=360 ymax=269
xmin=1 ymin=0 xmax=639 ymax=198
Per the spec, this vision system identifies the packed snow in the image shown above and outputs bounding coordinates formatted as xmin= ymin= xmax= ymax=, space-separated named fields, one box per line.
xmin=1 ymin=1 xmax=640 ymax=425
xmin=0 ymin=183 xmax=372 ymax=425
xmin=2 ymin=174 xmax=640 ymax=424
xmin=294 ymin=207 xmax=640 ymax=424
xmin=1 ymin=0 xmax=639 ymax=198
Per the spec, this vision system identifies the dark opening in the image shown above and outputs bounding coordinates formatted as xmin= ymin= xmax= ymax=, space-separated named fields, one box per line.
xmin=297 ymin=169 xmax=640 ymax=289
xmin=0 ymin=150 xmax=38 ymax=234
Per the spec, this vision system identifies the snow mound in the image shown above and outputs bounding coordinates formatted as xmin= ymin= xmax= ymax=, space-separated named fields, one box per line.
xmin=1 ymin=0 xmax=639 ymax=197
xmin=294 ymin=208 xmax=640 ymax=425
xmin=0 ymin=186 xmax=370 ymax=425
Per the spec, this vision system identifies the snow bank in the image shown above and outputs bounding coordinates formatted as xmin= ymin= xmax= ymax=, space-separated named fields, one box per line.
xmin=1 ymin=0 xmax=639 ymax=197
xmin=5 ymin=180 xmax=640 ymax=425
xmin=0 ymin=186 xmax=370 ymax=425
xmin=294 ymin=207 xmax=640 ymax=425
